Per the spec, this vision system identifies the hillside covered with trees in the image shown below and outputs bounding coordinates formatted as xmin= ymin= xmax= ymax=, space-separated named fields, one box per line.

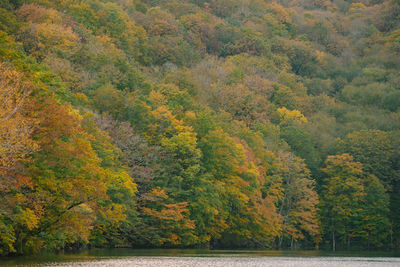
xmin=0 ymin=0 xmax=399 ymax=255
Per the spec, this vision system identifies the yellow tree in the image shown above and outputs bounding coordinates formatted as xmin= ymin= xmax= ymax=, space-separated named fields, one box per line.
xmin=0 ymin=63 xmax=38 ymax=255
xmin=274 ymin=152 xmax=320 ymax=249
xmin=0 ymin=63 xmax=37 ymax=179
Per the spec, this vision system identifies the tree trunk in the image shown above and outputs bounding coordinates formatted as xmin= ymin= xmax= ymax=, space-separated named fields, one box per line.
xmin=291 ymin=236 xmax=294 ymax=250
xmin=390 ymin=221 xmax=393 ymax=248
xmin=332 ymin=231 xmax=336 ymax=252
xmin=278 ymin=234 xmax=283 ymax=249
xmin=347 ymin=235 xmax=350 ymax=250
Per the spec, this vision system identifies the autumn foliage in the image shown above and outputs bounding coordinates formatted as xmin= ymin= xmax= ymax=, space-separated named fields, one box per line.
xmin=0 ymin=0 xmax=399 ymax=255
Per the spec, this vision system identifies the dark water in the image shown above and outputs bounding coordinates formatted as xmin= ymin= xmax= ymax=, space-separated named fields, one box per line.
xmin=1 ymin=249 xmax=400 ymax=266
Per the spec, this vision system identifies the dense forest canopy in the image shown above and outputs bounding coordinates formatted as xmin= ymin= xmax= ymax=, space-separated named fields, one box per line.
xmin=0 ymin=0 xmax=399 ymax=255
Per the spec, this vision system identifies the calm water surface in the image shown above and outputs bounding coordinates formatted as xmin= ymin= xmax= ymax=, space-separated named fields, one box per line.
xmin=1 ymin=249 xmax=400 ymax=267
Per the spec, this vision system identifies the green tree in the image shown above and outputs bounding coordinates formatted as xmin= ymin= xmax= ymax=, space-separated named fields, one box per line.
xmin=338 ymin=130 xmax=399 ymax=247
xmin=320 ymin=154 xmax=390 ymax=250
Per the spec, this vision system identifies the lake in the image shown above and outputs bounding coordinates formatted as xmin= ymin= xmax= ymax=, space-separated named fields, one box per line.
xmin=1 ymin=249 xmax=400 ymax=267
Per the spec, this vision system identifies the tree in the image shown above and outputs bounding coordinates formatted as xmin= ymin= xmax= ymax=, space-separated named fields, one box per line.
xmin=1 ymin=98 xmax=137 ymax=253
xmin=138 ymin=187 xmax=197 ymax=246
xmin=0 ymin=63 xmax=37 ymax=178
xmin=338 ymin=130 xmax=399 ymax=247
xmin=81 ymin=112 xmax=138 ymax=248
xmin=320 ymin=154 xmax=390 ymax=250
xmin=200 ymin=128 xmax=281 ymax=247
xmin=338 ymin=130 xmax=397 ymax=187
xmin=274 ymin=152 xmax=320 ymax=249
xmin=279 ymin=111 xmax=320 ymax=175
xmin=0 ymin=63 xmax=39 ymax=254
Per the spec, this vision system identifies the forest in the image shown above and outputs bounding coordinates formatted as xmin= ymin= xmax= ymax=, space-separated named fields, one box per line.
xmin=0 ymin=0 xmax=399 ymax=255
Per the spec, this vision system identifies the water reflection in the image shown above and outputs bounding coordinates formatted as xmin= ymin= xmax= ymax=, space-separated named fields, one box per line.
xmin=1 ymin=249 xmax=400 ymax=267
